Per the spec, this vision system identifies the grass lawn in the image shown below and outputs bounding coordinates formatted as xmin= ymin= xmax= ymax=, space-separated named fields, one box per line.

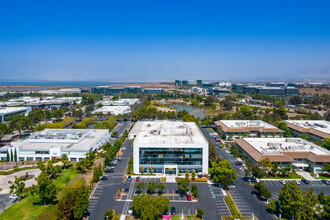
xmin=262 ymin=172 xmax=302 ymax=179
xmin=0 ymin=167 xmax=80 ymax=220
xmin=311 ymin=173 xmax=330 ymax=179
xmin=210 ymin=128 xmax=217 ymax=133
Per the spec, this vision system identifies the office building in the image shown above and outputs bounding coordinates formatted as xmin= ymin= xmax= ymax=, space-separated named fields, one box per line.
xmin=92 ymin=106 xmax=131 ymax=115
xmin=131 ymin=121 xmax=209 ymax=175
xmin=175 ymin=80 xmax=182 ymax=86
xmin=202 ymin=83 xmax=214 ymax=88
xmin=285 ymin=120 xmax=330 ymax=143
xmin=207 ymin=87 xmax=231 ymax=95
xmin=234 ymin=138 xmax=330 ymax=173
xmin=214 ymin=120 xmax=284 ymax=140
xmin=268 ymin=82 xmax=286 ymax=87
xmin=0 ymin=129 xmax=110 ymax=161
xmin=242 ymin=85 xmax=298 ymax=96
xmin=144 ymin=88 xmax=164 ymax=94
xmin=0 ymin=107 xmax=32 ymax=122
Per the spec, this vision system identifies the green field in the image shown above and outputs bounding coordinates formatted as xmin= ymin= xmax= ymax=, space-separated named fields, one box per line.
xmin=0 ymin=167 xmax=79 ymax=220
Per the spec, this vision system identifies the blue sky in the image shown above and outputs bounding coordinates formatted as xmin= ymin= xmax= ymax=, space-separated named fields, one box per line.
xmin=0 ymin=0 xmax=329 ymax=81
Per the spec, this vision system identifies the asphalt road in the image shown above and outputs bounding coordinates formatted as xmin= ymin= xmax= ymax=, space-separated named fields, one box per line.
xmin=108 ymin=121 xmax=132 ymax=145
xmin=201 ymin=127 xmax=276 ymax=220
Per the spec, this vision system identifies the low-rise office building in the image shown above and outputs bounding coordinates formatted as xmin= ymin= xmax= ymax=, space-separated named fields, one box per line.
xmin=92 ymin=106 xmax=131 ymax=115
xmin=144 ymin=88 xmax=164 ymax=94
xmin=285 ymin=120 xmax=330 ymax=143
xmin=207 ymin=87 xmax=231 ymax=95
xmin=214 ymin=120 xmax=284 ymax=140
xmin=0 ymin=107 xmax=32 ymax=122
xmin=131 ymin=121 xmax=209 ymax=175
xmin=234 ymin=138 xmax=330 ymax=173
xmin=0 ymin=129 xmax=110 ymax=161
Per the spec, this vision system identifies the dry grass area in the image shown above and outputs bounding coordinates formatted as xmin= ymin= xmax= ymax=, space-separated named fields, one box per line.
xmin=299 ymin=87 xmax=330 ymax=95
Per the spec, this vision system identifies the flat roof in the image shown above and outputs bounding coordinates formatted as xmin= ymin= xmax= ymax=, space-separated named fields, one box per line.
xmin=11 ymin=129 xmax=109 ymax=152
xmin=235 ymin=138 xmax=330 ymax=163
xmin=215 ymin=120 xmax=283 ymax=133
xmin=92 ymin=106 xmax=131 ymax=115
xmin=133 ymin=121 xmax=208 ymax=145
xmin=0 ymin=107 xmax=30 ymax=115
xmin=285 ymin=120 xmax=330 ymax=139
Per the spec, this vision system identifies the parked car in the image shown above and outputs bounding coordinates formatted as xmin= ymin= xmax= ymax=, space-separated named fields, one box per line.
xmin=128 ymin=206 xmax=132 ymax=214
xmin=321 ymin=179 xmax=330 ymax=185
xmin=228 ymin=184 xmax=236 ymax=189
xmin=294 ymin=180 xmax=301 ymax=185
xmin=215 ymin=139 xmax=221 ymax=142
xmin=197 ymin=174 xmax=203 ymax=178
xmin=127 ymin=175 xmax=132 ymax=181
xmin=238 ymin=167 xmax=244 ymax=171
xmin=279 ymin=180 xmax=286 ymax=185
xmin=136 ymin=177 xmax=140 ymax=182
xmin=225 ymin=150 xmax=231 ymax=154
xmin=236 ymin=161 xmax=243 ymax=166
xmin=186 ymin=194 xmax=191 ymax=201
xmin=170 ymin=207 xmax=176 ymax=215
xmin=9 ymin=194 xmax=18 ymax=200
xmin=301 ymin=179 xmax=309 ymax=184
xmin=101 ymin=175 xmax=109 ymax=181
xmin=124 ymin=188 xmax=129 ymax=194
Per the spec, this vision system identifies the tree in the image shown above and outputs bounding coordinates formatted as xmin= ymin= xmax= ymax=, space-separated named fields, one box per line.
xmin=322 ymin=162 xmax=330 ymax=173
xmin=289 ymin=96 xmax=302 ymax=105
xmin=136 ymin=181 xmax=145 ymax=193
xmin=322 ymin=138 xmax=330 ymax=150
xmin=268 ymin=199 xmax=279 ymax=214
xmin=14 ymin=148 xmax=17 ymax=161
xmin=60 ymin=154 xmax=70 ymax=168
xmin=157 ymin=183 xmax=165 ymax=193
xmin=254 ymin=182 xmax=271 ymax=201
xmin=277 ymin=122 xmax=292 ymax=137
xmin=196 ymin=208 xmax=204 ymax=218
xmin=185 ymin=169 xmax=189 ymax=179
xmin=149 ymin=167 xmax=154 ymax=174
xmin=278 ymin=182 xmax=304 ymax=219
xmin=36 ymin=173 xmax=57 ymax=205
xmin=132 ymin=193 xmax=170 ymax=219
xmin=176 ymin=177 xmax=190 ymax=194
xmin=191 ymin=184 xmax=198 ymax=198
xmin=73 ymin=185 xmax=90 ymax=219
xmin=209 ymin=160 xmax=237 ymax=189
xmin=147 ymin=181 xmax=156 ymax=194
xmin=301 ymin=187 xmax=318 ymax=219
xmin=140 ymin=166 xmax=144 ymax=173
xmin=239 ymin=105 xmax=253 ymax=119
xmin=211 ymin=102 xmax=217 ymax=109
xmin=6 ymin=150 xmax=10 ymax=162
xmin=191 ymin=170 xmax=196 ymax=180
xmin=261 ymin=158 xmax=271 ymax=175
xmin=10 ymin=116 xmax=31 ymax=136
xmin=92 ymin=164 xmax=103 ymax=182
xmin=104 ymin=209 xmax=115 ymax=219
xmin=111 ymin=131 xmax=119 ymax=138
xmin=8 ymin=176 xmax=25 ymax=196
xmin=57 ymin=192 xmax=76 ymax=219
xmin=10 ymin=149 xmax=13 ymax=162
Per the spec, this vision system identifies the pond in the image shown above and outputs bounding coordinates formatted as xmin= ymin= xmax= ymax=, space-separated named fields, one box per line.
xmin=169 ymin=104 xmax=206 ymax=119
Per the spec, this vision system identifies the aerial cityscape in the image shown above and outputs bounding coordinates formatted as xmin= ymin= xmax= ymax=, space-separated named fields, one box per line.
xmin=0 ymin=1 xmax=329 ymax=220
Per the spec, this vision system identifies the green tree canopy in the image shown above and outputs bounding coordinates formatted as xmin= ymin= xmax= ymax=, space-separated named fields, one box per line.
xmin=209 ymin=160 xmax=237 ymax=189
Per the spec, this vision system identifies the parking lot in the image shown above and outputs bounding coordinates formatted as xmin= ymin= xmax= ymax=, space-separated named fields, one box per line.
xmin=261 ymin=180 xmax=330 ymax=201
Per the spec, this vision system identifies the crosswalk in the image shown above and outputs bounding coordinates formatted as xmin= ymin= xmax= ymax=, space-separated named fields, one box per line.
xmin=229 ymin=188 xmax=252 ymax=217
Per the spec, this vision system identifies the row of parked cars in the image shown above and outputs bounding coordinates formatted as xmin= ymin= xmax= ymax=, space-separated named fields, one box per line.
xmin=280 ymin=179 xmax=330 ymax=185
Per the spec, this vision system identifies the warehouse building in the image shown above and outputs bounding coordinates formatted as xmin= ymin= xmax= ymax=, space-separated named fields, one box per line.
xmin=1 ymin=129 xmax=110 ymax=161
xmin=285 ymin=120 xmax=330 ymax=143
xmin=131 ymin=121 xmax=209 ymax=175
xmin=234 ymin=138 xmax=330 ymax=173
xmin=214 ymin=120 xmax=284 ymax=140
xmin=0 ymin=107 xmax=32 ymax=122
xmin=92 ymin=106 xmax=131 ymax=115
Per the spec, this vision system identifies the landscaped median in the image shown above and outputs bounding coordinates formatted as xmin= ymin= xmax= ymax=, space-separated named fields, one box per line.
xmin=224 ymin=194 xmax=241 ymax=218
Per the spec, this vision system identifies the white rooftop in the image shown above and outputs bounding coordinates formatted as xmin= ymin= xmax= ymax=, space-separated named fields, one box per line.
xmin=133 ymin=121 xmax=208 ymax=145
xmin=285 ymin=120 xmax=330 ymax=135
xmin=0 ymin=107 xmax=31 ymax=115
xmin=221 ymin=120 xmax=276 ymax=128
xmin=11 ymin=129 xmax=108 ymax=152
xmin=243 ymin=138 xmax=330 ymax=155
xmin=92 ymin=106 xmax=131 ymax=115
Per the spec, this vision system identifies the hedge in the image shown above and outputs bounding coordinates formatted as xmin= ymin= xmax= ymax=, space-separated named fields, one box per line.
xmin=224 ymin=195 xmax=241 ymax=217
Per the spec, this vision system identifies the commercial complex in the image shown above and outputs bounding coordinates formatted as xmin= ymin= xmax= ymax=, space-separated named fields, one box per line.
xmin=175 ymin=80 xmax=202 ymax=86
xmin=207 ymin=87 xmax=231 ymax=95
xmin=144 ymin=88 xmax=164 ymax=94
xmin=91 ymin=86 xmax=164 ymax=95
xmin=92 ymin=106 xmax=131 ymax=115
xmin=285 ymin=120 xmax=330 ymax=143
xmin=214 ymin=120 xmax=284 ymax=140
xmin=234 ymin=138 xmax=330 ymax=173
xmin=0 ymin=129 xmax=110 ymax=161
xmin=0 ymin=107 xmax=32 ymax=122
xmin=130 ymin=121 xmax=209 ymax=175
xmin=232 ymin=84 xmax=299 ymax=96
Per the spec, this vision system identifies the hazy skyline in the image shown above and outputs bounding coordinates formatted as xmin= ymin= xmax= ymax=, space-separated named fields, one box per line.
xmin=1 ymin=0 xmax=330 ymax=81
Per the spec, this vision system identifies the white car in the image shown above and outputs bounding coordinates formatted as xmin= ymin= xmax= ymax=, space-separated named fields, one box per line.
xmin=9 ymin=194 xmax=18 ymax=200
xmin=128 ymin=206 xmax=133 ymax=214
xmin=225 ymin=150 xmax=231 ymax=154
xmin=294 ymin=180 xmax=301 ymax=185
xmin=228 ymin=184 xmax=236 ymax=189
xmin=279 ymin=180 xmax=286 ymax=185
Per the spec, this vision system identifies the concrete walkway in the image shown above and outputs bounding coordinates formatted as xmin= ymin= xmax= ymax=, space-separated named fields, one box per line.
xmin=296 ymin=171 xmax=315 ymax=180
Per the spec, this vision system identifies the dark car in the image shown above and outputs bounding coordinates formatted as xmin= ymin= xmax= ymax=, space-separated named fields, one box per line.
xmin=124 ymin=188 xmax=129 ymax=193
xmin=170 ymin=207 xmax=176 ymax=215
xmin=127 ymin=176 xmax=132 ymax=181
xmin=101 ymin=175 xmax=109 ymax=181
xmin=301 ymin=179 xmax=309 ymax=184
xmin=236 ymin=161 xmax=243 ymax=166
xmin=197 ymin=174 xmax=203 ymax=178
xmin=321 ymin=179 xmax=330 ymax=185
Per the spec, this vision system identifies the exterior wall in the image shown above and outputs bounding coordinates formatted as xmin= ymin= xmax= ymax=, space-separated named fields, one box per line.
xmin=288 ymin=127 xmax=325 ymax=143
xmin=133 ymin=142 xmax=208 ymax=175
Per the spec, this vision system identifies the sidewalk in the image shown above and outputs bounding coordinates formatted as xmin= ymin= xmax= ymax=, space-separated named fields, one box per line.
xmin=295 ymin=171 xmax=315 ymax=180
